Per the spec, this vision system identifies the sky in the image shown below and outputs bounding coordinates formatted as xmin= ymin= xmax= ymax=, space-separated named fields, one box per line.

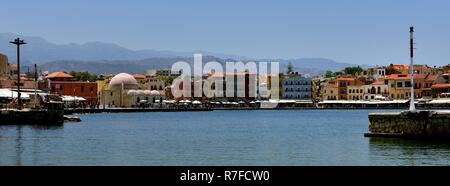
xmin=1 ymin=0 xmax=450 ymax=66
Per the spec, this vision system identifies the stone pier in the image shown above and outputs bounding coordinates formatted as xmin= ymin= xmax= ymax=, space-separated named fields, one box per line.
xmin=365 ymin=110 xmax=450 ymax=138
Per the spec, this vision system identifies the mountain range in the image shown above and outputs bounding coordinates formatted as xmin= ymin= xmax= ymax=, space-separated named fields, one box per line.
xmin=0 ymin=32 xmax=370 ymax=75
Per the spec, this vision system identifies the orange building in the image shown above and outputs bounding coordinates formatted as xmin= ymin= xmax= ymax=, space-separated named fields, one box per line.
xmin=38 ymin=72 xmax=98 ymax=104
xmin=336 ymin=78 xmax=364 ymax=100
xmin=386 ymin=73 xmax=437 ymax=99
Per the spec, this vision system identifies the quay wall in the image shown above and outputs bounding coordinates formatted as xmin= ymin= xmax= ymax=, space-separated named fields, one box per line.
xmin=368 ymin=111 xmax=450 ymax=137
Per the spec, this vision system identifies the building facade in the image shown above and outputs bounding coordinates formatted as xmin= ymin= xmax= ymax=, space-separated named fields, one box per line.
xmin=282 ymin=72 xmax=312 ymax=100
xmin=39 ymin=72 xmax=98 ymax=104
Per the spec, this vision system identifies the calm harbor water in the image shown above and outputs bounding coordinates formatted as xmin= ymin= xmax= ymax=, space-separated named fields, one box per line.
xmin=1 ymin=110 xmax=450 ymax=166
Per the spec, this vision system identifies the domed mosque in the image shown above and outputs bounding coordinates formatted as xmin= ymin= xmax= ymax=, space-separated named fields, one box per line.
xmin=101 ymin=73 xmax=164 ymax=107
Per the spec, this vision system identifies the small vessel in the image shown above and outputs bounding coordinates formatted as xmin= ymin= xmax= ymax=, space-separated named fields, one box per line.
xmin=0 ymin=102 xmax=65 ymax=125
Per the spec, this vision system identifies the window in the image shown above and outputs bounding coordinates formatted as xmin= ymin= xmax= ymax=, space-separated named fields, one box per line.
xmin=405 ymin=81 xmax=411 ymax=87
xmin=81 ymin=86 xmax=85 ymax=93
xmin=90 ymin=87 xmax=94 ymax=92
xmin=397 ymin=82 xmax=403 ymax=88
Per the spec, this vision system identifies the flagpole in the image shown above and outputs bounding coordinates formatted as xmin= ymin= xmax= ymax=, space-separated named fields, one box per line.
xmin=409 ymin=26 xmax=416 ymax=112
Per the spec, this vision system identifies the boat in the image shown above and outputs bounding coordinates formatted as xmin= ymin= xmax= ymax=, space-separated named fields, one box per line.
xmin=0 ymin=102 xmax=65 ymax=125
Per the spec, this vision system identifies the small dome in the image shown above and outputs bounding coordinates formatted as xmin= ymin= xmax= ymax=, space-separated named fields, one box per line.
xmin=142 ymin=90 xmax=151 ymax=95
xmin=127 ymin=90 xmax=137 ymax=95
xmin=150 ymin=90 xmax=160 ymax=95
xmin=108 ymin=73 xmax=139 ymax=91
xmin=135 ymin=90 xmax=145 ymax=95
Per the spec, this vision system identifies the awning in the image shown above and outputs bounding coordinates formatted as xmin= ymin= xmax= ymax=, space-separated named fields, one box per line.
xmin=61 ymin=95 xmax=86 ymax=102
xmin=0 ymin=89 xmax=31 ymax=99
xmin=428 ymin=99 xmax=450 ymax=104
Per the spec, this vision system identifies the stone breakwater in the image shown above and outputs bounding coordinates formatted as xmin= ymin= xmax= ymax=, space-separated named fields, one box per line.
xmin=365 ymin=110 xmax=450 ymax=138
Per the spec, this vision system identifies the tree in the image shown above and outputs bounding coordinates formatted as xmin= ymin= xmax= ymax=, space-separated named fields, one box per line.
xmin=157 ymin=76 xmax=176 ymax=86
xmin=287 ymin=62 xmax=294 ymax=73
xmin=324 ymin=70 xmax=335 ymax=78
xmin=343 ymin=66 xmax=363 ymax=76
xmin=69 ymin=71 xmax=98 ymax=82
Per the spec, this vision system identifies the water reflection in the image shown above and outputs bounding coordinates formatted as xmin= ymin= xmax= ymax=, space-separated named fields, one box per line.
xmin=368 ymin=137 xmax=450 ymax=165
xmin=15 ymin=126 xmax=23 ymax=166
xmin=0 ymin=125 xmax=64 ymax=165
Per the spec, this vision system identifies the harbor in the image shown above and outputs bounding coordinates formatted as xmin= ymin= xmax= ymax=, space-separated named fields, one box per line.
xmin=2 ymin=109 xmax=450 ymax=166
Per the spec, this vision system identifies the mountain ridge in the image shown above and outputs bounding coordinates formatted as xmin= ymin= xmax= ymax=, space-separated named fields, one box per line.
xmin=0 ymin=32 xmax=371 ymax=75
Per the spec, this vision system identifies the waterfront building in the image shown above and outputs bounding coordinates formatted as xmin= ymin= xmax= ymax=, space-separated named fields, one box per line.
xmin=347 ymin=85 xmax=364 ymax=100
xmin=99 ymin=73 xmax=164 ymax=107
xmin=386 ymin=73 xmax=438 ymax=99
xmin=38 ymin=72 xmax=98 ymax=104
xmin=386 ymin=74 xmax=412 ymax=99
xmin=414 ymin=74 xmax=438 ymax=98
xmin=336 ymin=78 xmax=364 ymax=100
xmin=282 ymin=72 xmax=312 ymax=100
xmin=363 ymin=80 xmax=389 ymax=100
xmin=431 ymin=84 xmax=450 ymax=98
xmin=207 ymin=72 xmax=257 ymax=102
xmin=322 ymin=82 xmax=338 ymax=100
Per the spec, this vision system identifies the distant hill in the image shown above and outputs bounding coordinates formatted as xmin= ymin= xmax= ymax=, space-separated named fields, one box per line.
xmin=1 ymin=32 xmax=371 ymax=76
xmin=0 ymin=32 xmax=251 ymax=65
xmin=40 ymin=57 xmax=368 ymax=76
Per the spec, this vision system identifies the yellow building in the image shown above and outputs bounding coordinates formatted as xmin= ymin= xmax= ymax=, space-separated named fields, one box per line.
xmin=323 ymin=82 xmax=338 ymax=100
xmin=386 ymin=74 xmax=411 ymax=100
xmin=347 ymin=85 xmax=364 ymax=100
xmin=98 ymin=73 xmax=164 ymax=107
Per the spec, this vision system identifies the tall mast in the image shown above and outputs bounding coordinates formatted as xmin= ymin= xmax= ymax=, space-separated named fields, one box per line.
xmin=409 ymin=27 xmax=416 ymax=111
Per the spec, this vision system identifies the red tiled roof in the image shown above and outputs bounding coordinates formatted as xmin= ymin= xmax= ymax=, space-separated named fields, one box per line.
xmin=45 ymin=72 xmax=73 ymax=79
xmin=371 ymin=80 xmax=385 ymax=85
xmin=132 ymin=74 xmax=146 ymax=79
xmin=432 ymin=84 xmax=450 ymax=88
xmin=386 ymin=73 xmax=438 ymax=81
xmin=393 ymin=64 xmax=409 ymax=71
xmin=336 ymin=78 xmax=355 ymax=81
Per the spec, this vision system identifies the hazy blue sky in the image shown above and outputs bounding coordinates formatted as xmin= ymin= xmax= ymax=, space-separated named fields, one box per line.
xmin=1 ymin=0 xmax=449 ymax=66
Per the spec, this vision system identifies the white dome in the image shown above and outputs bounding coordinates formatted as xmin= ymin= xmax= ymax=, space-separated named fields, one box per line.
xmin=108 ymin=73 xmax=139 ymax=91
xmin=150 ymin=90 xmax=160 ymax=95
xmin=127 ymin=90 xmax=137 ymax=95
